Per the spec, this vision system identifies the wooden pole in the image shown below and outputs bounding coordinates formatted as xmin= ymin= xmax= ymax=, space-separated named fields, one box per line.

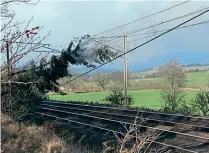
xmin=123 ymin=35 xmax=128 ymax=106
xmin=6 ymin=40 xmax=10 ymax=77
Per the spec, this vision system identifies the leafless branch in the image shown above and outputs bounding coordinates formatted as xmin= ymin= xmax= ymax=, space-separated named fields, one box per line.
xmin=102 ymin=112 xmax=171 ymax=153
xmin=2 ymin=78 xmax=41 ymax=85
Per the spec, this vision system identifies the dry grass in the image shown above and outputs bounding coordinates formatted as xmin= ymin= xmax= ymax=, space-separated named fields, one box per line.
xmin=1 ymin=115 xmax=92 ymax=153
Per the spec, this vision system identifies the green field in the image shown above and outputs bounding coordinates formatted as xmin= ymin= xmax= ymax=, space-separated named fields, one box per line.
xmin=77 ymin=71 xmax=209 ymax=89
xmin=49 ymin=71 xmax=208 ymax=110
xmin=131 ymin=71 xmax=209 ymax=88
xmin=49 ymin=90 xmax=198 ymax=109
xmin=185 ymin=71 xmax=209 ymax=87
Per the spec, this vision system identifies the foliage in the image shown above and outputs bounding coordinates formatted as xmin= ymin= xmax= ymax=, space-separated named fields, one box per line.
xmin=191 ymin=91 xmax=209 ymax=116
xmin=104 ymin=90 xmax=134 ymax=107
xmin=208 ymin=76 xmax=209 ymax=87
xmin=35 ymin=37 xmax=118 ymax=93
xmin=160 ymin=89 xmax=187 ymax=113
xmin=160 ymin=89 xmax=196 ymax=115
xmin=159 ymin=60 xmax=190 ymax=114
xmin=1 ymin=0 xmax=49 ymax=121
xmin=1 ymin=65 xmax=44 ymax=120
xmin=176 ymin=101 xmax=196 ymax=115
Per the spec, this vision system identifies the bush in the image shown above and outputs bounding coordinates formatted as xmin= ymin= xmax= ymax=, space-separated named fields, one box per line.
xmin=192 ymin=91 xmax=209 ymax=116
xmin=175 ymin=101 xmax=197 ymax=115
xmin=160 ymin=89 xmax=186 ymax=113
xmin=1 ymin=83 xmax=43 ymax=121
xmin=1 ymin=70 xmax=45 ymax=120
xmin=160 ymin=89 xmax=198 ymax=115
xmin=104 ymin=90 xmax=134 ymax=107
xmin=194 ymin=69 xmax=199 ymax=72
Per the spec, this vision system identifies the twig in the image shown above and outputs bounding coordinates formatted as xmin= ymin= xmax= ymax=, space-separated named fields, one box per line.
xmin=2 ymin=79 xmax=41 ymax=85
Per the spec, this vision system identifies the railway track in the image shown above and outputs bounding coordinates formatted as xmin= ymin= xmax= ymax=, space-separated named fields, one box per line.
xmin=37 ymin=100 xmax=209 ymax=153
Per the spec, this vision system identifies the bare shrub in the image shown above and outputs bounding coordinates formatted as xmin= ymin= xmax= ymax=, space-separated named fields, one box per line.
xmin=160 ymin=60 xmax=185 ymax=90
xmin=103 ymin=115 xmax=170 ymax=153
xmin=108 ymin=70 xmax=131 ymax=85
xmin=95 ymin=71 xmax=110 ymax=91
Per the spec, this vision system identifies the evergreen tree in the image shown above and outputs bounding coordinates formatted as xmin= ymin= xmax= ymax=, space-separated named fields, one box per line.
xmin=35 ymin=36 xmax=118 ymax=93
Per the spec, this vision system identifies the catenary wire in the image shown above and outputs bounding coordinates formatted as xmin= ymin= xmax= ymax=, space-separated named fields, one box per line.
xmin=60 ymin=9 xmax=209 ymax=86
xmin=91 ymin=0 xmax=190 ymax=37
xmin=91 ymin=7 xmax=209 ymax=39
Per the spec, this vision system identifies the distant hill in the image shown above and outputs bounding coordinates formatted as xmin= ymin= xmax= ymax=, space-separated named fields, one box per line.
xmin=131 ymin=63 xmax=209 ymax=78
xmin=71 ymin=67 xmax=117 ymax=74
xmin=131 ymin=68 xmax=157 ymax=78
xmin=132 ymin=67 xmax=153 ymax=73
xmin=181 ymin=64 xmax=209 ymax=72
xmin=70 ymin=63 xmax=209 ymax=78
xmin=182 ymin=63 xmax=209 ymax=67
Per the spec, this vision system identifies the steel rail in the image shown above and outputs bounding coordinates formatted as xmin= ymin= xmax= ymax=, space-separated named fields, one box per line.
xmin=35 ymin=111 xmax=198 ymax=153
xmin=42 ymin=100 xmax=209 ymax=120
xmin=40 ymin=103 xmax=209 ymax=131
xmin=40 ymin=106 xmax=209 ymax=141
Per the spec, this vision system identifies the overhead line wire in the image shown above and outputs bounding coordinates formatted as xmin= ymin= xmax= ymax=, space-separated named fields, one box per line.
xmin=88 ymin=7 xmax=209 ymax=49
xmin=91 ymin=7 xmax=209 ymax=39
xmin=124 ymin=7 xmax=209 ymax=36
xmin=10 ymin=46 xmax=62 ymax=75
xmin=82 ymin=8 xmax=209 ymax=57
xmin=60 ymin=9 xmax=209 ymax=86
xmin=91 ymin=0 xmax=190 ymax=37
xmin=92 ymin=20 xmax=209 ymax=39
xmin=10 ymin=9 xmax=208 ymax=78
xmin=68 ymin=16 xmax=209 ymax=56
xmin=10 ymin=17 xmax=208 ymax=77
xmin=112 ymin=20 xmax=209 ymax=46
xmin=128 ymin=20 xmax=209 ymax=37
xmin=17 ymin=7 xmax=207 ymax=65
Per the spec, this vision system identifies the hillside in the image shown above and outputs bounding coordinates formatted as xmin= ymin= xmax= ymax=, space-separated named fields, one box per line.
xmin=131 ymin=63 xmax=209 ymax=78
xmin=71 ymin=63 xmax=209 ymax=79
xmin=131 ymin=71 xmax=209 ymax=88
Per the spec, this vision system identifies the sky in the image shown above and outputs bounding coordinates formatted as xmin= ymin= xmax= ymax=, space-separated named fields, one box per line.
xmin=10 ymin=0 xmax=209 ymax=71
